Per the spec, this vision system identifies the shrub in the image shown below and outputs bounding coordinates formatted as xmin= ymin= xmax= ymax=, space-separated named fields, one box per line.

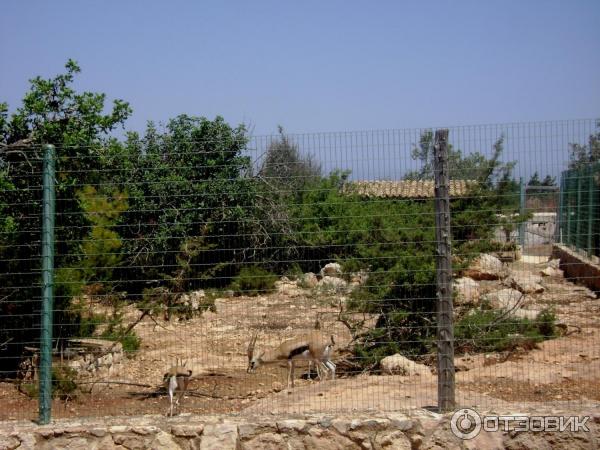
xmin=454 ymin=308 xmax=557 ymax=353
xmin=100 ymin=323 xmax=141 ymax=353
xmin=230 ymin=266 xmax=278 ymax=296
xmin=20 ymin=366 xmax=78 ymax=399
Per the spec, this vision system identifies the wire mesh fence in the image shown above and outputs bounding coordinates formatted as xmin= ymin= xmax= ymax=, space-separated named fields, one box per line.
xmin=1 ymin=118 xmax=599 ymax=422
xmin=559 ymin=162 xmax=600 ymax=258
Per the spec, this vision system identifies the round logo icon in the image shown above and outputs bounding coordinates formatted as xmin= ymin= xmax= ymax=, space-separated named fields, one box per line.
xmin=450 ymin=408 xmax=482 ymax=440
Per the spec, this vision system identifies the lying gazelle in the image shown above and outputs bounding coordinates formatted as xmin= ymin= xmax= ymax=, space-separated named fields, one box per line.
xmin=247 ymin=331 xmax=336 ymax=388
xmin=163 ymin=359 xmax=193 ymax=417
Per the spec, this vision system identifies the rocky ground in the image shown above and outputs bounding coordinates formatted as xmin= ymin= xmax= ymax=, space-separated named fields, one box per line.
xmin=1 ymin=256 xmax=599 ymax=423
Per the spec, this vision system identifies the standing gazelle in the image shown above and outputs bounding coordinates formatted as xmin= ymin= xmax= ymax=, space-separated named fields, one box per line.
xmin=247 ymin=331 xmax=335 ymax=388
xmin=163 ymin=359 xmax=193 ymax=417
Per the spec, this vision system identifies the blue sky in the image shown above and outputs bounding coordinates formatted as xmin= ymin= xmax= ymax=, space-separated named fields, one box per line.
xmin=1 ymin=0 xmax=598 ymax=137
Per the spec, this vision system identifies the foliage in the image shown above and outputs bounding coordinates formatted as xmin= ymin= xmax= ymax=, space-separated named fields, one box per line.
xmin=101 ymin=328 xmax=141 ymax=353
xmin=0 ymin=61 xmax=132 ymax=374
xmin=103 ymin=116 xmax=257 ymax=294
xmin=258 ymin=126 xmax=321 ymax=195
xmin=77 ymin=185 xmax=129 ymax=288
xmin=230 ymin=266 xmax=278 ymax=296
xmin=568 ymin=122 xmax=600 ymax=170
xmin=454 ymin=308 xmax=557 ymax=353
xmin=20 ymin=366 xmax=79 ymax=400
xmin=528 ymin=171 xmax=556 ymax=187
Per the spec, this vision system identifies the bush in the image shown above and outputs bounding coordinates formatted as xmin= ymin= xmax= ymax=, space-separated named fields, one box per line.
xmin=20 ymin=366 xmax=78 ymax=399
xmin=77 ymin=313 xmax=108 ymax=337
xmin=230 ymin=266 xmax=278 ymax=296
xmin=100 ymin=324 xmax=141 ymax=353
xmin=454 ymin=308 xmax=557 ymax=353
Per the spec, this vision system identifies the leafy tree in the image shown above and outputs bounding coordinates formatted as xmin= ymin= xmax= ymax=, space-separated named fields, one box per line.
xmin=568 ymin=123 xmax=600 ymax=170
xmin=528 ymin=171 xmax=556 ymax=187
xmin=0 ymin=61 xmax=131 ymax=373
xmin=253 ymin=126 xmax=323 ymax=265
xmin=101 ymin=115 xmax=258 ymax=295
xmin=334 ymin=132 xmax=526 ymax=367
xmin=258 ymin=126 xmax=321 ymax=196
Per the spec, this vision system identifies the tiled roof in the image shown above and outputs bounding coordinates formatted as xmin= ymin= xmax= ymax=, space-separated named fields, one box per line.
xmin=343 ymin=180 xmax=477 ymax=199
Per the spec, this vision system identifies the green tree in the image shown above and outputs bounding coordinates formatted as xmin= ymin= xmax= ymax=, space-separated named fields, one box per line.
xmin=101 ymin=115 xmax=257 ymax=295
xmin=253 ymin=126 xmax=323 ymax=264
xmin=0 ymin=61 xmax=131 ymax=372
xmin=258 ymin=126 xmax=321 ymax=196
xmin=568 ymin=123 xmax=600 ymax=170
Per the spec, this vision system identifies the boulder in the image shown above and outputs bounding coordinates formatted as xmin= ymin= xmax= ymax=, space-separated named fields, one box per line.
xmin=320 ymin=262 xmax=343 ymax=278
xmin=317 ymin=276 xmax=349 ymax=294
xmin=507 ymin=272 xmax=544 ymax=294
xmin=453 ymin=277 xmax=480 ymax=305
xmin=512 ymin=309 xmax=540 ymax=320
xmin=274 ymin=278 xmax=302 ymax=297
xmin=189 ymin=290 xmax=206 ymax=311
xmin=541 ymin=267 xmax=564 ymax=277
xmin=463 ymin=254 xmax=506 ymax=280
xmin=548 ymin=258 xmax=561 ymax=269
xmin=350 ymin=270 xmax=369 ymax=286
xmin=482 ymin=288 xmax=523 ymax=310
xmin=299 ymin=272 xmax=318 ymax=288
xmin=380 ymin=354 xmax=431 ymax=377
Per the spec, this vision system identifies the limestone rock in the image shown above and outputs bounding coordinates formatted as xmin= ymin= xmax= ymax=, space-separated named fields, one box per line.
xmin=200 ymin=423 xmax=238 ymax=450
xmin=240 ymin=432 xmax=286 ymax=449
xmin=482 ymin=288 xmax=523 ymax=311
xmin=453 ymin=277 xmax=480 ymax=305
xmin=375 ymin=430 xmax=412 ymax=449
xmin=189 ymin=290 xmax=206 ymax=311
xmin=299 ymin=272 xmax=318 ymax=288
xmin=540 ymin=267 xmax=564 ymax=277
xmin=380 ymin=354 xmax=431 ymax=377
xmin=507 ymin=272 xmax=544 ymax=294
xmin=548 ymin=258 xmax=561 ymax=269
xmin=320 ymin=262 xmax=343 ymax=278
xmin=464 ymin=254 xmax=505 ymax=280
xmin=0 ymin=435 xmax=20 ymax=450
xmin=317 ymin=276 xmax=349 ymax=294
xmin=274 ymin=278 xmax=302 ymax=297
xmin=513 ymin=309 xmax=539 ymax=320
xmin=150 ymin=431 xmax=180 ymax=450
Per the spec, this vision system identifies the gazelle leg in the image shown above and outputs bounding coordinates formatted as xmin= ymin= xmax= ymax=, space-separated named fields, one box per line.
xmin=179 ymin=378 xmax=190 ymax=409
xmin=168 ymin=376 xmax=177 ymax=416
xmin=316 ymin=361 xmax=325 ymax=380
xmin=325 ymin=360 xmax=336 ymax=380
xmin=287 ymin=360 xmax=296 ymax=388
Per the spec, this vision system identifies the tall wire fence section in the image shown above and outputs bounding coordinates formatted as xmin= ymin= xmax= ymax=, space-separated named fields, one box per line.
xmin=1 ymin=119 xmax=599 ymax=422
xmin=559 ymin=162 xmax=600 ymax=258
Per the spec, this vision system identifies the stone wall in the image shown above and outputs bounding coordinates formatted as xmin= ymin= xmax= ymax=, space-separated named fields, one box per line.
xmin=553 ymin=243 xmax=600 ymax=294
xmin=1 ymin=407 xmax=598 ymax=450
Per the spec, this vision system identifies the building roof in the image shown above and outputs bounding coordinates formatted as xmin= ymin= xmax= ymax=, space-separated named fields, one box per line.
xmin=343 ymin=180 xmax=477 ymax=199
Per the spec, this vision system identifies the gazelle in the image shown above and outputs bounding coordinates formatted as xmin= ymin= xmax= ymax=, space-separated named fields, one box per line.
xmin=310 ymin=337 xmax=336 ymax=381
xmin=163 ymin=359 xmax=193 ymax=417
xmin=247 ymin=331 xmax=335 ymax=388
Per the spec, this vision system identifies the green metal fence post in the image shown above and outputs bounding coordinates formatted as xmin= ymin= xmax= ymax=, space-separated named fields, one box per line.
xmin=519 ymin=177 xmax=526 ymax=249
xmin=557 ymin=174 xmax=565 ymax=244
xmin=39 ymin=144 xmax=56 ymax=425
